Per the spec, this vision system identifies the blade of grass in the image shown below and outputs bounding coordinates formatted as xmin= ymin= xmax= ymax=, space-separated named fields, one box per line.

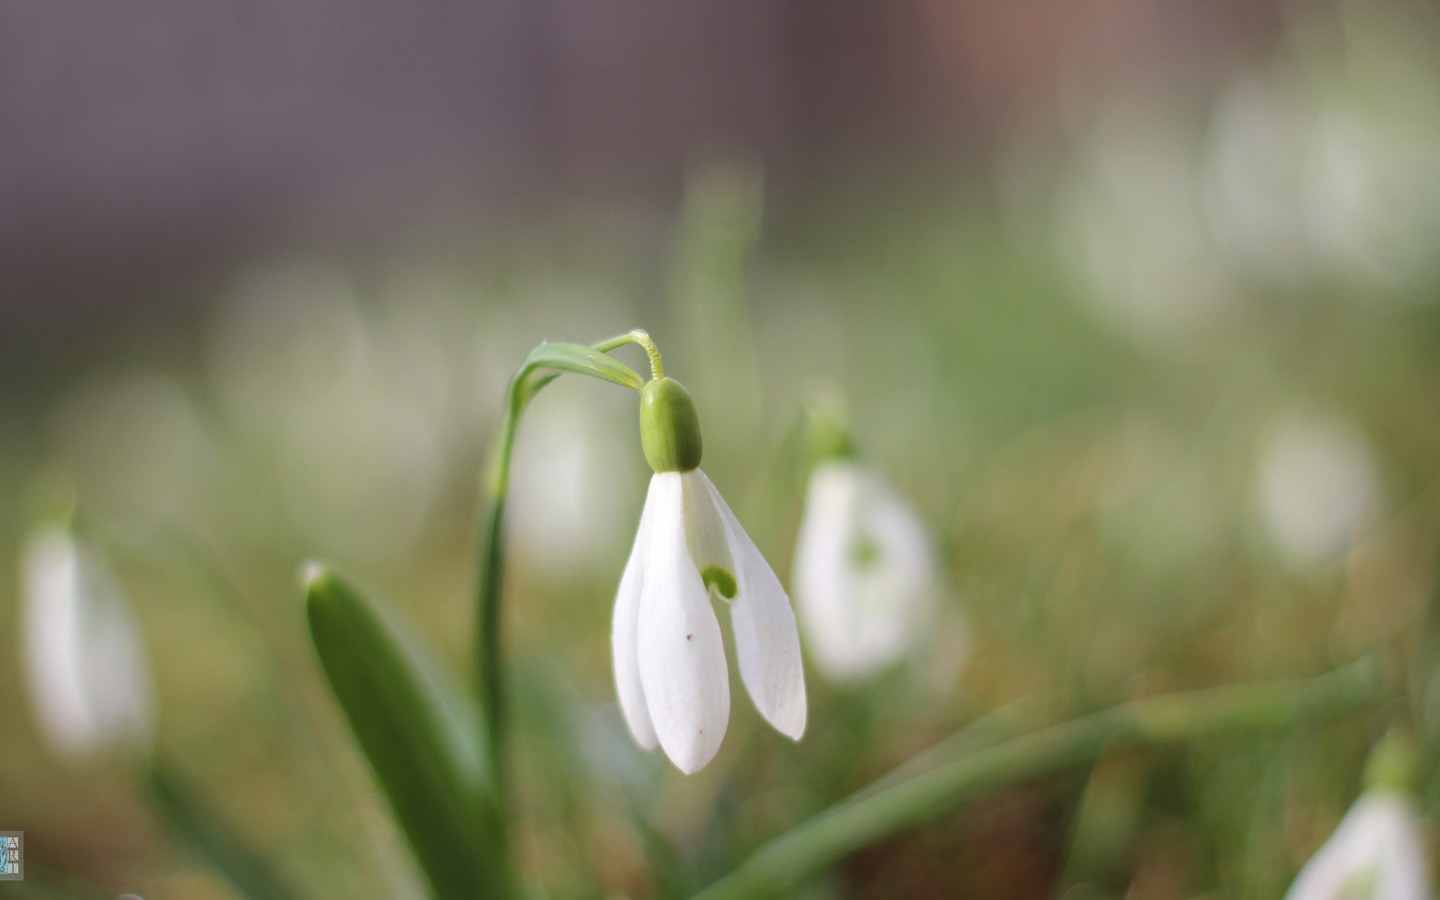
xmin=693 ymin=657 xmax=1388 ymax=900
xmin=147 ymin=762 xmax=301 ymax=900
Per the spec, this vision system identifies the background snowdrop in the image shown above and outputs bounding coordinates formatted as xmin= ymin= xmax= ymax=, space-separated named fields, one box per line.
xmin=1285 ymin=731 xmax=1433 ymax=900
xmin=509 ymin=387 xmax=638 ymax=578
xmin=1257 ymin=412 xmax=1380 ymax=570
xmin=793 ymin=449 xmax=941 ymax=685
xmin=20 ymin=524 xmax=155 ymax=764
xmin=1285 ymin=792 xmax=1432 ymax=900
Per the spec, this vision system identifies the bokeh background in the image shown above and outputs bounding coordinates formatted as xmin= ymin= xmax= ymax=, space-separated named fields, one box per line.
xmin=3 ymin=0 xmax=1440 ymax=896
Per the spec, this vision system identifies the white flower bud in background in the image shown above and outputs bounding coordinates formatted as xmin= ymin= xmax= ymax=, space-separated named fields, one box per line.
xmin=1257 ymin=413 xmax=1380 ymax=570
xmin=509 ymin=388 xmax=637 ymax=577
xmin=1205 ymin=3 xmax=1440 ymax=294
xmin=1284 ymin=730 xmax=1432 ymax=900
xmin=207 ymin=261 xmax=447 ymax=563
xmin=793 ymin=459 xmax=939 ymax=684
xmin=20 ymin=526 xmax=155 ymax=764
xmin=1284 ymin=792 xmax=1432 ymax=900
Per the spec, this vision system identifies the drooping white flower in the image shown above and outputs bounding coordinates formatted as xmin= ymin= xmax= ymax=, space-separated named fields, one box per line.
xmin=20 ymin=525 xmax=154 ymax=763
xmin=1258 ymin=413 xmax=1379 ymax=570
xmin=1284 ymin=790 xmax=1433 ymax=900
xmin=792 ymin=460 xmax=937 ymax=684
xmin=612 ymin=376 xmax=805 ymax=774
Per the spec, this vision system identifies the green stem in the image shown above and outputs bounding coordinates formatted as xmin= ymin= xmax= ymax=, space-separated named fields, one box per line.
xmin=474 ymin=376 xmax=523 ymax=877
xmin=692 ymin=657 xmax=1387 ymax=900
xmin=472 ymin=333 xmax=654 ymax=895
xmin=595 ymin=329 xmax=663 ymax=380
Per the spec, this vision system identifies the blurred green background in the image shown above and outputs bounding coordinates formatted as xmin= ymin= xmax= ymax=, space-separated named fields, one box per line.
xmin=3 ymin=0 xmax=1440 ymax=897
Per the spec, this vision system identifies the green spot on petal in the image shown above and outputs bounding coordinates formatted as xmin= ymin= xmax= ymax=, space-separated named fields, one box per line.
xmin=850 ymin=536 xmax=880 ymax=568
xmin=701 ymin=565 xmax=737 ymax=600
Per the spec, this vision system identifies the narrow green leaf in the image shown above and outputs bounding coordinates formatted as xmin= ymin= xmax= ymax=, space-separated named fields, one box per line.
xmin=148 ymin=762 xmax=301 ymax=900
xmin=518 ymin=341 xmax=645 ymax=393
xmin=514 ymin=370 xmax=562 ymax=410
xmin=305 ymin=564 xmax=509 ymax=900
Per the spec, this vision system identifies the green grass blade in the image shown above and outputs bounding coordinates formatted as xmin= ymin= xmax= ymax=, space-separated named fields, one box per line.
xmin=305 ymin=564 xmax=509 ymax=900
xmin=692 ymin=658 xmax=1386 ymax=900
xmin=147 ymin=762 xmax=301 ymax=900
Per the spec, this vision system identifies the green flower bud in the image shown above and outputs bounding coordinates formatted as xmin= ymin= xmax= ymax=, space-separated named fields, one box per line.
xmin=640 ymin=377 xmax=703 ymax=473
xmin=1364 ymin=725 xmax=1418 ymax=795
xmin=804 ymin=408 xmax=855 ymax=465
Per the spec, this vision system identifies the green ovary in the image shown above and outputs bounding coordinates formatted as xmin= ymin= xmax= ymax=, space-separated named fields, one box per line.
xmin=701 ymin=565 xmax=738 ymax=600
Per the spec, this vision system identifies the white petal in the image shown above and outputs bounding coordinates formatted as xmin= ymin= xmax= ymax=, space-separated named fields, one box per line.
xmin=860 ymin=464 xmax=938 ymax=635
xmin=637 ymin=472 xmax=730 ymax=773
xmin=22 ymin=529 xmax=97 ymax=760
xmin=794 ymin=461 xmax=937 ymax=683
xmin=793 ymin=462 xmax=862 ymax=679
xmin=1285 ymin=791 xmax=1433 ymax=900
xmin=681 ymin=470 xmax=737 ymax=599
xmin=695 ymin=470 xmax=807 ymax=741
xmin=612 ymin=477 xmax=659 ymax=749
xmin=83 ymin=555 xmax=155 ymax=752
xmin=1358 ymin=793 xmax=1431 ymax=900
xmin=20 ymin=527 xmax=155 ymax=762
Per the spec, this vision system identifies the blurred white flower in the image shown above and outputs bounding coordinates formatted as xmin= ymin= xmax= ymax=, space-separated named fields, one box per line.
xmin=1306 ymin=101 xmax=1440 ymax=288
xmin=20 ymin=526 xmax=154 ymax=763
xmin=1049 ymin=90 xmax=1237 ymax=344
xmin=793 ymin=460 xmax=938 ymax=684
xmin=1205 ymin=74 xmax=1318 ymax=286
xmin=1258 ymin=414 xmax=1380 ymax=569
xmin=613 ymin=470 xmax=806 ymax=774
xmin=208 ymin=262 xmax=446 ymax=561
xmin=509 ymin=387 xmax=637 ymax=576
xmin=1206 ymin=3 xmax=1440 ymax=293
xmin=1284 ymin=791 xmax=1432 ymax=900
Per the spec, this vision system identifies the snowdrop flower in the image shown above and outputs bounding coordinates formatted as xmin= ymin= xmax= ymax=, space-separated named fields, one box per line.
xmin=1258 ymin=413 xmax=1380 ymax=570
xmin=793 ymin=458 xmax=938 ymax=684
xmin=20 ymin=525 xmax=154 ymax=763
xmin=613 ymin=375 xmax=806 ymax=773
xmin=1285 ymin=730 xmax=1433 ymax=900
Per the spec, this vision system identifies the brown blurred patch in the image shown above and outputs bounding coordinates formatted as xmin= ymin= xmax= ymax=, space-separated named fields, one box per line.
xmin=847 ymin=784 xmax=1071 ymax=899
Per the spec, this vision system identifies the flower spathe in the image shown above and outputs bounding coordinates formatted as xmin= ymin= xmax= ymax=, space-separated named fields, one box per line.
xmin=20 ymin=525 xmax=154 ymax=763
xmin=613 ymin=469 xmax=806 ymax=773
xmin=793 ymin=460 xmax=937 ymax=683
xmin=1284 ymin=790 xmax=1433 ymax=900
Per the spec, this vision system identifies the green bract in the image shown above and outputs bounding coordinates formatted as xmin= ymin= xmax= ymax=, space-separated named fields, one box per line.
xmin=640 ymin=376 xmax=703 ymax=473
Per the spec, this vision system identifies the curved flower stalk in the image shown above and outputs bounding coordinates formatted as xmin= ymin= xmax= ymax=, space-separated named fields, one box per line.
xmin=613 ymin=358 xmax=806 ymax=773
xmin=20 ymin=524 xmax=154 ymax=763
xmin=791 ymin=409 xmax=940 ymax=684
xmin=1284 ymin=730 xmax=1433 ymax=900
